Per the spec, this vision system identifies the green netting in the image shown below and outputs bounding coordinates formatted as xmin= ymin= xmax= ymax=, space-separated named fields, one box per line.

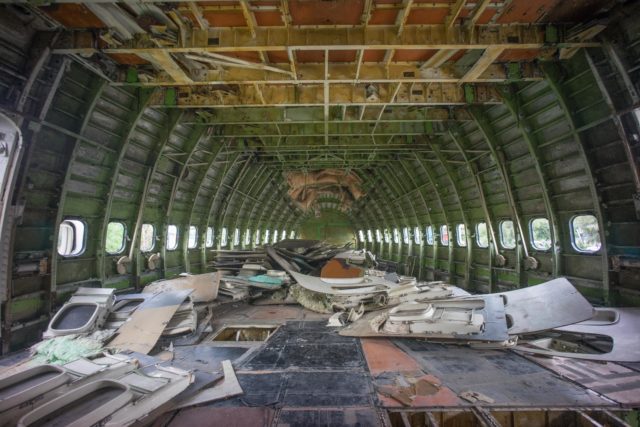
xmin=31 ymin=335 xmax=104 ymax=365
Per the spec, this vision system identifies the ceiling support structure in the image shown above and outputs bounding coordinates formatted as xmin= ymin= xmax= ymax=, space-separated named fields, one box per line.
xmin=55 ymin=25 xmax=588 ymax=55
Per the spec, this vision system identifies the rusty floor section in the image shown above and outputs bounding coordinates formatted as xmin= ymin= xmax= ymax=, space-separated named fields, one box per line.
xmin=153 ymin=303 xmax=634 ymax=427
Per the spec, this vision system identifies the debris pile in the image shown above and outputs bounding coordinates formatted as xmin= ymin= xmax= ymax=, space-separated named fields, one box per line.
xmin=1 ymin=239 xmax=638 ymax=425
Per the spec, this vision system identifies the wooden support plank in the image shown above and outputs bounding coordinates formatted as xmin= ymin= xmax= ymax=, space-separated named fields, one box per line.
xmin=420 ymin=49 xmax=458 ymax=69
xmin=187 ymin=2 xmax=208 ymax=30
xmin=138 ymin=51 xmax=193 ymax=84
xmin=239 ymin=0 xmax=257 ymax=38
xmin=446 ymin=0 xmax=466 ymax=28
xmin=467 ymin=0 xmax=492 ymax=27
xmin=396 ymin=0 xmax=414 ymax=36
xmin=459 ymin=46 xmax=504 ymax=83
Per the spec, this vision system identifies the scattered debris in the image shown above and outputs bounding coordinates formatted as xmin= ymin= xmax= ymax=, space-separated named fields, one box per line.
xmin=174 ymin=360 xmax=242 ymax=409
xmin=43 ymin=287 xmax=115 ymax=339
xmin=32 ymin=331 xmax=112 ymax=365
xmin=288 ymin=284 xmax=333 ymax=314
xmin=4 ymin=240 xmax=638 ymax=427
xmin=327 ymin=312 xmax=347 ymax=327
xmin=108 ymin=290 xmax=192 ymax=354
xmin=1 ymin=353 xmax=138 ymax=424
xmin=143 ymin=272 xmax=220 ymax=303
xmin=414 ymin=378 xmax=440 ymax=396
xmin=516 ymin=307 xmax=640 ymax=362
xmin=377 ymin=385 xmax=414 ymax=407
xmin=459 ymin=390 xmax=495 ymax=404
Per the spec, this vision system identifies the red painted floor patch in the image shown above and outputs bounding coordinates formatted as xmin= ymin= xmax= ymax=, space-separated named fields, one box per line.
xmin=361 ymin=338 xmax=422 ymax=376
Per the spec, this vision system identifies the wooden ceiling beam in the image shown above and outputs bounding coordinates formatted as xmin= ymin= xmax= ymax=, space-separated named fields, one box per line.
xmin=54 ymin=24 xmax=596 ymax=54
xmin=239 ymin=0 xmax=257 ymax=38
xmin=149 ymin=81 xmax=501 ymax=107
xmin=466 ymin=0 xmax=492 ymax=28
xmin=446 ymin=0 xmax=466 ymax=28
xmin=420 ymin=49 xmax=459 ymax=69
xmin=396 ymin=0 xmax=414 ymax=36
xmin=114 ymin=62 xmax=542 ymax=86
xmin=187 ymin=2 xmax=208 ymax=31
xmin=459 ymin=46 xmax=505 ymax=83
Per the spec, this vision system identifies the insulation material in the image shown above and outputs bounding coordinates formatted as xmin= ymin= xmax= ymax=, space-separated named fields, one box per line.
xmin=286 ymin=169 xmax=364 ymax=212
xmin=31 ymin=333 xmax=106 ymax=365
xmin=288 ymin=284 xmax=333 ymax=314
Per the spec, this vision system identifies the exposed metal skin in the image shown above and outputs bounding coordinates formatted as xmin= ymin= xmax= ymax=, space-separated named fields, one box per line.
xmin=50 ymin=80 xmax=108 ymax=292
xmin=499 ymin=87 xmax=563 ymax=278
xmin=543 ymin=62 xmax=611 ymax=302
xmin=98 ymin=88 xmax=155 ymax=283
xmin=431 ymin=142 xmax=473 ymax=287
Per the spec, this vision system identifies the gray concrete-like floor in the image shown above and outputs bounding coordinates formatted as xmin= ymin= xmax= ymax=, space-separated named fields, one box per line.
xmin=153 ymin=302 xmax=640 ymax=427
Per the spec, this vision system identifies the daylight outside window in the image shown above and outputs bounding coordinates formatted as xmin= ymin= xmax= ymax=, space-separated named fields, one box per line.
xmin=383 ymin=229 xmax=391 ymax=243
xmin=140 ymin=224 xmax=155 ymax=252
xmin=358 ymin=230 xmax=365 ymax=242
xmin=500 ymin=220 xmax=516 ymax=249
xmin=393 ymin=228 xmax=400 ymax=244
xmin=414 ymin=226 xmax=422 ymax=244
xmin=476 ymin=222 xmax=489 ymax=248
xmin=425 ymin=225 xmax=434 ymax=245
xmin=376 ymin=229 xmax=382 ymax=243
xmin=530 ymin=218 xmax=552 ymax=251
xmin=167 ymin=225 xmax=179 ymax=250
xmin=402 ymin=227 xmax=410 ymax=244
xmin=456 ymin=224 xmax=467 ymax=247
xmin=205 ymin=227 xmax=214 ymax=248
xmin=221 ymin=227 xmax=228 ymax=247
xmin=187 ymin=226 xmax=198 ymax=249
xmin=571 ymin=214 xmax=601 ymax=253
xmin=106 ymin=221 xmax=126 ymax=255
xmin=440 ymin=225 xmax=449 ymax=246
xmin=367 ymin=229 xmax=373 ymax=242
xmin=57 ymin=219 xmax=86 ymax=257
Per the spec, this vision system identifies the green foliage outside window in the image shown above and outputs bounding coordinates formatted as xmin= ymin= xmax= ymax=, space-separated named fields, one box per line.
xmin=572 ymin=215 xmax=601 ymax=252
xmin=476 ymin=222 xmax=489 ymax=248
xmin=530 ymin=218 xmax=551 ymax=250
xmin=106 ymin=222 xmax=125 ymax=254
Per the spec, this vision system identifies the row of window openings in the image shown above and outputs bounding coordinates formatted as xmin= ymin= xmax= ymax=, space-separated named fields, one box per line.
xmin=357 ymin=215 xmax=601 ymax=254
xmin=58 ymin=220 xmax=296 ymax=257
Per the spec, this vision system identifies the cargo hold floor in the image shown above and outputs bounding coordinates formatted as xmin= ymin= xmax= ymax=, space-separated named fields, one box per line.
xmin=152 ymin=302 xmax=639 ymax=427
